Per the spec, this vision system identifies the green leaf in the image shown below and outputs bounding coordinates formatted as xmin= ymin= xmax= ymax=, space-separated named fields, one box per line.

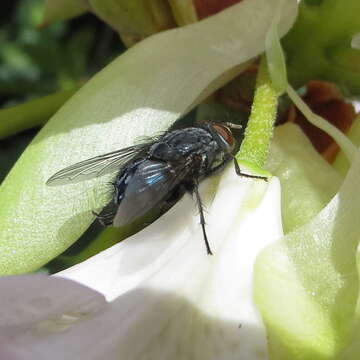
xmin=0 ymin=87 xmax=80 ymax=140
xmin=266 ymin=123 xmax=341 ymax=233
xmin=43 ymin=0 xmax=88 ymax=25
xmin=283 ymin=0 xmax=360 ymax=94
xmin=255 ymin=148 xmax=360 ymax=359
xmin=0 ymin=0 xmax=298 ymax=274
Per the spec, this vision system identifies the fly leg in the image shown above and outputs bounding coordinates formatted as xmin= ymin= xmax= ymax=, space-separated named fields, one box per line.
xmin=233 ymin=157 xmax=268 ymax=181
xmin=193 ymin=182 xmax=213 ymax=256
xmin=93 ymin=200 xmax=117 ymax=226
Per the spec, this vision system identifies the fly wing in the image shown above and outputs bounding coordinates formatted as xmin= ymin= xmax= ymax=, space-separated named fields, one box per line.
xmin=112 ymin=159 xmax=189 ymax=227
xmin=46 ymin=144 xmax=151 ymax=186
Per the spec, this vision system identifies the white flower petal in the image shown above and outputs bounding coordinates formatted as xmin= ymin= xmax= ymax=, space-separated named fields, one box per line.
xmin=55 ymin=180 xmax=212 ymax=301
xmin=0 ymin=275 xmax=106 ymax=359
xmin=0 ymin=167 xmax=283 ymax=360
xmin=0 ymin=275 xmax=106 ymax=331
xmin=54 ymin=167 xmax=282 ymax=359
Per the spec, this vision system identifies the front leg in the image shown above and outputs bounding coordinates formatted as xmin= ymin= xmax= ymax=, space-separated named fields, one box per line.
xmin=233 ymin=157 xmax=268 ymax=181
xmin=205 ymin=153 xmax=233 ymax=177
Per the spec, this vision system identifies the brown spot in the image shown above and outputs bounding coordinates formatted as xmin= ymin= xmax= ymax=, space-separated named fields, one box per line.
xmin=194 ymin=0 xmax=243 ymax=19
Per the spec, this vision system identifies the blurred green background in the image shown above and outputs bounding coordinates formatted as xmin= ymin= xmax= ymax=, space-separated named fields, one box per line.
xmin=0 ymin=0 xmax=124 ymax=183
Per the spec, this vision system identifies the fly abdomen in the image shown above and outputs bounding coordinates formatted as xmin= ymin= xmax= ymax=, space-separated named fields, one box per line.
xmin=112 ymin=159 xmax=177 ymax=227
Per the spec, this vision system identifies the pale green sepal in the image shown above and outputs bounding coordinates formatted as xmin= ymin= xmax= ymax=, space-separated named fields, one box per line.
xmin=265 ymin=0 xmax=288 ymax=95
xmin=333 ymin=114 xmax=360 ymax=177
xmin=255 ymin=151 xmax=360 ymax=360
xmin=287 ymin=84 xmax=358 ymax=163
xmin=336 ymin=239 xmax=360 ymax=360
xmin=266 ymin=123 xmax=342 ymax=233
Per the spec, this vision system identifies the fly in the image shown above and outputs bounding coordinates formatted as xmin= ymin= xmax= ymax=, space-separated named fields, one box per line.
xmin=46 ymin=122 xmax=266 ymax=255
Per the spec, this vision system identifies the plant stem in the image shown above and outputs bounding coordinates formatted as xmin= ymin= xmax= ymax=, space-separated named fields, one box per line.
xmin=236 ymin=57 xmax=278 ymax=171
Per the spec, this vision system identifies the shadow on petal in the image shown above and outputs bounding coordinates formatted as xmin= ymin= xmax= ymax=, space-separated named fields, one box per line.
xmin=2 ymin=287 xmax=268 ymax=360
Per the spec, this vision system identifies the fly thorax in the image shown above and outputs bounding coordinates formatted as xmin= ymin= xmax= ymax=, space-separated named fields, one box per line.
xmin=150 ymin=142 xmax=176 ymax=161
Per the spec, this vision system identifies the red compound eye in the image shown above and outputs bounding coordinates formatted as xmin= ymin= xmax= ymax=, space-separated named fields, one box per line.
xmin=212 ymin=124 xmax=235 ymax=147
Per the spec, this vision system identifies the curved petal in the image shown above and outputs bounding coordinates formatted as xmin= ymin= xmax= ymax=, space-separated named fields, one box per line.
xmin=255 ymin=152 xmax=360 ymax=359
xmin=0 ymin=167 xmax=283 ymax=359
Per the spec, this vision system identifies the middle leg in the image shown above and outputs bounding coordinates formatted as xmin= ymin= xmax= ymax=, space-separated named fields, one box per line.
xmin=193 ymin=182 xmax=213 ymax=255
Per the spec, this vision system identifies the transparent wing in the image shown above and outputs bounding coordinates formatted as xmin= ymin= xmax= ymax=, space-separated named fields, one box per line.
xmin=46 ymin=144 xmax=151 ymax=186
xmin=112 ymin=159 xmax=192 ymax=226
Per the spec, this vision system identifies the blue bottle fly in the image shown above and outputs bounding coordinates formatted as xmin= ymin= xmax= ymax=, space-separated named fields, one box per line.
xmin=47 ymin=122 xmax=265 ymax=254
